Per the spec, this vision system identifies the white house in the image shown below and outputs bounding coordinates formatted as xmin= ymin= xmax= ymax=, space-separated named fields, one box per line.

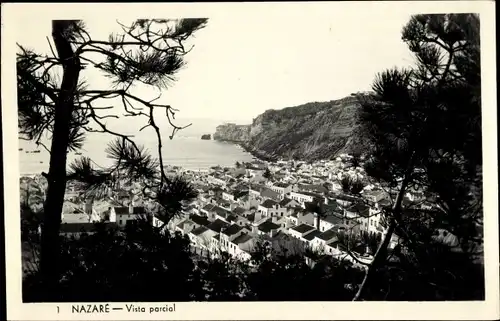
xmin=167 ymin=215 xmax=187 ymax=233
xmin=189 ymin=225 xmax=219 ymax=249
xmin=151 ymin=214 xmax=165 ymax=231
xmin=249 ymin=185 xmax=263 ymax=198
xmin=110 ymin=204 xmax=147 ymax=227
xmin=231 ymin=233 xmax=256 ymax=261
xmin=359 ymin=207 xmax=384 ymax=235
xmin=344 ymin=203 xmax=370 ymax=220
xmin=363 ymin=189 xmax=387 ymax=203
xmin=311 ymin=228 xmax=339 ymax=252
xmin=314 ymin=213 xmax=344 ymax=233
xmin=287 ymin=209 xmax=315 ymax=227
xmin=222 ymin=191 xmax=236 ymax=202
xmin=253 ymin=219 xmax=281 ymax=237
xmin=270 ymin=182 xmax=294 ymax=197
xmin=289 ymin=223 xmax=316 ymax=240
xmin=208 ymin=225 xmax=255 ymax=261
xmin=257 ymin=199 xmax=287 ymax=217
xmin=207 ymin=174 xmax=227 ymax=187
xmin=279 ymin=198 xmax=300 ymax=209
xmin=61 ymin=198 xmax=102 ymax=224
xmin=219 ymin=224 xmax=247 ymax=253
xmin=175 ymin=214 xmax=209 ymax=235
xmin=289 ymin=191 xmax=316 ymax=204
xmin=237 ymin=194 xmax=261 ymax=210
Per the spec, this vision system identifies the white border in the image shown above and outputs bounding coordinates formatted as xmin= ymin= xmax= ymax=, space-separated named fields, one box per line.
xmin=2 ymin=2 xmax=498 ymax=320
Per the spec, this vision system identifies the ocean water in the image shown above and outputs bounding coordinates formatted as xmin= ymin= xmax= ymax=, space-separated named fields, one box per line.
xmin=18 ymin=122 xmax=254 ymax=175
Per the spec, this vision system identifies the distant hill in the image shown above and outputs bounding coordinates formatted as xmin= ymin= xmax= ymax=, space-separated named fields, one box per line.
xmin=213 ymin=94 xmax=371 ymax=160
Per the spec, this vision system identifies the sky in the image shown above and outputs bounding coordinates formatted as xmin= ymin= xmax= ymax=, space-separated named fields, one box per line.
xmin=15 ymin=8 xmax=416 ymax=125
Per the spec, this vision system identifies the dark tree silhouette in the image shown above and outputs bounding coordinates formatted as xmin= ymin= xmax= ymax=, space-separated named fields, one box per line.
xmin=22 ymin=218 xmax=365 ymax=302
xmin=339 ymin=175 xmax=365 ymax=195
xmin=263 ymin=168 xmax=272 ymax=179
xmin=17 ymin=18 xmax=207 ymax=293
xmin=353 ymin=14 xmax=482 ymax=300
xmin=349 ymin=151 xmax=363 ymax=168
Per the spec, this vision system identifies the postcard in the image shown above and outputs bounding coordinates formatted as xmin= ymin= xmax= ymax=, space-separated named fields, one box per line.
xmin=2 ymin=1 xmax=499 ymax=320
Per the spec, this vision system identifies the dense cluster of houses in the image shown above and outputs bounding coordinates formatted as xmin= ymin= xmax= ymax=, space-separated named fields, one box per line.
xmin=45 ymin=154 xmax=437 ymax=268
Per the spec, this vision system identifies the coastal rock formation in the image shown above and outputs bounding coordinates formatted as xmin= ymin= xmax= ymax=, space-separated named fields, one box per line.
xmin=213 ymin=94 xmax=370 ymax=161
xmin=213 ymin=123 xmax=251 ymax=142
xmin=201 ymin=134 xmax=211 ymax=140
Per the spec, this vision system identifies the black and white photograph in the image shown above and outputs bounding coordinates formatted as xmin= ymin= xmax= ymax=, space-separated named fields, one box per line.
xmin=2 ymin=1 xmax=499 ymax=320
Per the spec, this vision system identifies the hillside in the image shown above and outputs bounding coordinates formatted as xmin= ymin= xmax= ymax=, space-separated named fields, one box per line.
xmin=213 ymin=94 xmax=370 ymax=161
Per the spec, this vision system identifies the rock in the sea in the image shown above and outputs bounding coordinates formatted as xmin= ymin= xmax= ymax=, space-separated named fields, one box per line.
xmin=201 ymin=134 xmax=211 ymax=140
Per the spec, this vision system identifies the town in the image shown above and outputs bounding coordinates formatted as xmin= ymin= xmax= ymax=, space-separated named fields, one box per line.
xmin=21 ymin=153 xmax=441 ymax=270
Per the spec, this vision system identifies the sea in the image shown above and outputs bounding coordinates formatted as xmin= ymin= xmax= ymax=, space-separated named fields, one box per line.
xmin=18 ymin=118 xmax=255 ymax=176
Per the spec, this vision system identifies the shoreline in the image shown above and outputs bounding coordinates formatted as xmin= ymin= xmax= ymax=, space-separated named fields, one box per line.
xmin=19 ymin=139 xmax=278 ymax=179
xmin=213 ymin=138 xmax=278 ymax=163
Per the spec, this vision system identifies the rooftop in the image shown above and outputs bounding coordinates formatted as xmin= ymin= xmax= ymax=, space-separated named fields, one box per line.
xmin=329 ymin=193 xmax=359 ymax=202
xmin=191 ymin=225 xmax=209 ymax=236
xmin=206 ymin=219 xmax=230 ymax=233
xmin=261 ymin=199 xmax=279 ymax=208
xmin=222 ymin=224 xmax=243 ymax=236
xmin=233 ymin=207 xmax=246 ymax=215
xmin=202 ymin=204 xmax=216 ymax=211
xmin=302 ymin=229 xmax=322 ymax=241
xmin=114 ymin=206 xmax=146 ymax=215
xmin=274 ymin=182 xmax=290 ymax=188
xmin=260 ymin=188 xmax=280 ymax=199
xmin=316 ymin=229 xmax=338 ymax=241
xmin=321 ymin=214 xmax=344 ymax=225
xmin=292 ymin=190 xmax=320 ymax=198
xmin=345 ymin=203 xmax=369 ymax=216
xmin=232 ymin=233 xmax=254 ymax=245
xmin=190 ymin=214 xmax=210 ymax=226
xmin=257 ymin=220 xmax=281 ymax=233
xmin=279 ymin=198 xmax=294 ymax=207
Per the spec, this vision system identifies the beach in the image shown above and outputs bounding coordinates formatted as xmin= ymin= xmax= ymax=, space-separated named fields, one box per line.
xmin=18 ymin=135 xmax=255 ymax=176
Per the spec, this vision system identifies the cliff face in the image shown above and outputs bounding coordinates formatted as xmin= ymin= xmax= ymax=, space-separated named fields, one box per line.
xmin=214 ymin=95 xmax=368 ymax=161
xmin=213 ymin=123 xmax=251 ymax=142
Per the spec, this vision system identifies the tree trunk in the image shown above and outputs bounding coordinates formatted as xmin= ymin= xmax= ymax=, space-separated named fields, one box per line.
xmin=352 ymin=160 xmax=413 ymax=301
xmin=352 ymin=219 xmax=396 ymax=301
xmin=40 ymin=20 xmax=81 ymax=296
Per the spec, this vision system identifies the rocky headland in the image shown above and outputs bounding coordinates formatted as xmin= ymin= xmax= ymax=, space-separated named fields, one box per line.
xmin=213 ymin=94 xmax=371 ymax=161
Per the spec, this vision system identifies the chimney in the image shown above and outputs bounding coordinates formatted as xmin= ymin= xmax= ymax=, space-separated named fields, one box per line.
xmin=314 ymin=213 xmax=319 ymax=230
xmin=251 ymin=224 xmax=258 ymax=234
xmin=84 ymin=198 xmax=93 ymax=215
xmin=129 ymin=199 xmax=134 ymax=214
xmin=255 ymin=210 xmax=262 ymax=222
